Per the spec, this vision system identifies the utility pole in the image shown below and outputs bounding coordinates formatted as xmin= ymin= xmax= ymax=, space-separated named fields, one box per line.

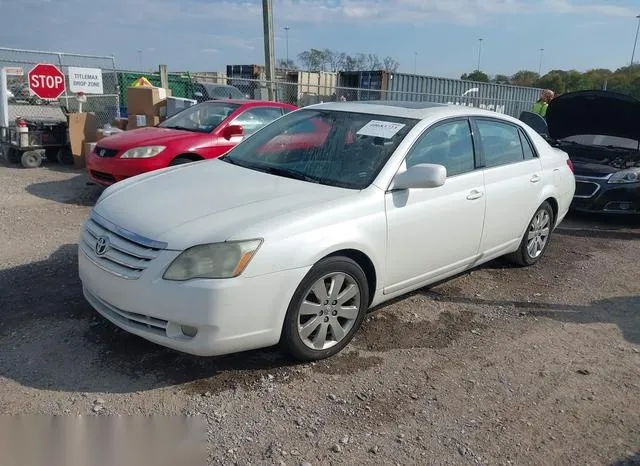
xmin=538 ymin=48 xmax=544 ymax=75
xmin=477 ymin=38 xmax=483 ymax=71
xmin=262 ymin=0 xmax=276 ymax=100
xmin=632 ymin=14 xmax=640 ymax=65
xmin=284 ymin=26 xmax=290 ymax=68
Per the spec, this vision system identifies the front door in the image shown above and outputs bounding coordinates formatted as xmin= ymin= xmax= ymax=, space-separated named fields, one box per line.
xmin=384 ymin=118 xmax=486 ymax=294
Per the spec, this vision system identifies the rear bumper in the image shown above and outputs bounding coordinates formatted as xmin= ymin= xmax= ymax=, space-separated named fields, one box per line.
xmin=86 ymin=150 xmax=170 ymax=186
xmin=571 ymin=175 xmax=640 ymax=214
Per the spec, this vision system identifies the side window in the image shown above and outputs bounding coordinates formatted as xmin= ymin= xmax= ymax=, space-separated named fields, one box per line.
xmin=476 ymin=120 xmax=525 ymax=168
xmin=405 ymin=120 xmax=476 ymax=177
xmin=232 ymin=107 xmax=285 ymax=135
xmin=519 ymin=128 xmax=536 ymax=160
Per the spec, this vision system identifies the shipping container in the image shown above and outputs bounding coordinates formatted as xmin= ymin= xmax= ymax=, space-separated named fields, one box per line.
xmin=337 ymin=71 xmax=542 ymax=117
xmin=189 ymin=71 xmax=227 ymax=84
xmin=226 ymin=65 xmax=288 ymax=101
xmin=281 ymin=71 xmax=338 ymax=106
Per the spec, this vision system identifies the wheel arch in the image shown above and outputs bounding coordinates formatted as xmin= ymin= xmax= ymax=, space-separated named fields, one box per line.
xmin=172 ymin=152 xmax=204 ymax=163
xmin=323 ymin=248 xmax=377 ymax=306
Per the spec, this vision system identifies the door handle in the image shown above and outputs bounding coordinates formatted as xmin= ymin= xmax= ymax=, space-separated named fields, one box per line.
xmin=467 ymin=190 xmax=484 ymax=200
xmin=530 ymin=174 xmax=542 ymax=183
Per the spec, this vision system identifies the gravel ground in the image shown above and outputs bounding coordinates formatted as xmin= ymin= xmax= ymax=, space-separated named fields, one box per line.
xmin=1 ymin=158 xmax=639 ymax=466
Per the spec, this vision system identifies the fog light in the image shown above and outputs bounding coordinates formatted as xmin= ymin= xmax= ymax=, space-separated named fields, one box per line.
xmin=181 ymin=325 xmax=198 ymax=337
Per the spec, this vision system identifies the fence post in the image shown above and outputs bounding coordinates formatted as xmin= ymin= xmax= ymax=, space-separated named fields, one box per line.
xmin=159 ymin=64 xmax=168 ymax=91
xmin=0 ymin=68 xmax=9 ymax=128
xmin=111 ymin=55 xmax=120 ymax=119
xmin=57 ymin=53 xmax=71 ymax=112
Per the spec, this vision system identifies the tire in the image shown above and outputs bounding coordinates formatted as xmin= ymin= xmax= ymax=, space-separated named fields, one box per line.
xmin=506 ymin=201 xmax=554 ymax=267
xmin=44 ymin=148 xmax=59 ymax=163
xmin=56 ymin=147 xmax=75 ymax=165
xmin=169 ymin=157 xmax=194 ymax=166
xmin=281 ymin=256 xmax=369 ymax=361
xmin=21 ymin=150 xmax=42 ymax=168
xmin=7 ymin=148 xmax=21 ymax=164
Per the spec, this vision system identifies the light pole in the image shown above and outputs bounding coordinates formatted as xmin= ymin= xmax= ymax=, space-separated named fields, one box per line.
xmin=632 ymin=14 xmax=640 ymax=65
xmin=413 ymin=52 xmax=417 ymax=74
xmin=283 ymin=26 xmax=290 ymax=68
xmin=477 ymin=38 xmax=483 ymax=71
xmin=538 ymin=48 xmax=544 ymax=75
xmin=137 ymin=49 xmax=143 ymax=70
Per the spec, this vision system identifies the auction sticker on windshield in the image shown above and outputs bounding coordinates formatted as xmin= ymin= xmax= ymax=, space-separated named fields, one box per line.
xmin=357 ymin=120 xmax=406 ymax=139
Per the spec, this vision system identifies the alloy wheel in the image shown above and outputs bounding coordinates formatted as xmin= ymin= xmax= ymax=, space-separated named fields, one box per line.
xmin=526 ymin=209 xmax=551 ymax=259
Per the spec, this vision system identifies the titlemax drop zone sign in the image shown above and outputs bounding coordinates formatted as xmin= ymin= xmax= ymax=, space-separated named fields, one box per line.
xmin=68 ymin=67 xmax=104 ymax=94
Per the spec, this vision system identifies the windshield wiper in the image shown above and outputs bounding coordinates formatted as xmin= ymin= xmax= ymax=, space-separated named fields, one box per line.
xmin=161 ymin=125 xmax=202 ymax=132
xmin=257 ymin=166 xmax=321 ymax=183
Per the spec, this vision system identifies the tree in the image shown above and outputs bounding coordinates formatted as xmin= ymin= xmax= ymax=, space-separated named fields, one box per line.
xmin=461 ymin=70 xmax=489 ymax=83
xmin=277 ymin=59 xmax=297 ymax=70
xmin=510 ymin=70 xmax=540 ymax=87
xmin=493 ymin=74 xmax=511 ymax=85
xmin=383 ymin=56 xmax=400 ymax=72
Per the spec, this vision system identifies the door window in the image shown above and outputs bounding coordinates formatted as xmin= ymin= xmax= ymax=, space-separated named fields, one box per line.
xmin=231 ymin=107 xmax=284 ymax=136
xmin=404 ymin=120 xmax=476 ymax=177
xmin=476 ymin=120 xmax=529 ymax=168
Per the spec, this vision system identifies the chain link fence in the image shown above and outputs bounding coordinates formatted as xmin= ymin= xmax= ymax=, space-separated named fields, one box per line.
xmin=0 ymin=47 xmax=119 ymax=128
xmin=182 ymin=73 xmax=538 ymax=118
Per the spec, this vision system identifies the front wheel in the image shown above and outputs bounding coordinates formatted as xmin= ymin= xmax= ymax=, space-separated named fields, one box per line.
xmin=169 ymin=157 xmax=194 ymax=166
xmin=506 ymin=201 xmax=554 ymax=267
xmin=21 ymin=150 xmax=43 ymax=168
xmin=281 ymin=256 xmax=369 ymax=361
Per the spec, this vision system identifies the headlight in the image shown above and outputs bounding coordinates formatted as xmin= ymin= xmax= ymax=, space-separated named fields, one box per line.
xmin=608 ymin=168 xmax=640 ymax=184
xmin=163 ymin=239 xmax=262 ymax=281
xmin=120 ymin=146 xmax=166 ymax=159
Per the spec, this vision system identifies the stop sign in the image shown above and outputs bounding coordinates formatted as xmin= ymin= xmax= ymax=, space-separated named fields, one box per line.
xmin=28 ymin=63 xmax=66 ymax=100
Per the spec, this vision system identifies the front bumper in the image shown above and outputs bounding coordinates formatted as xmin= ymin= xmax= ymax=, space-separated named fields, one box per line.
xmin=86 ymin=150 xmax=170 ymax=187
xmin=78 ymin=238 xmax=310 ymax=357
xmin=571 ymin=175 xmax=640 ymax=214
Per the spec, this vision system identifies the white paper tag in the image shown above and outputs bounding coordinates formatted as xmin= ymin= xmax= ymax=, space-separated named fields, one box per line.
xmin=136 ymin=115 xmax=147 ymax=126
xmin=158 ymin=88 xmax=167 ymax=100
xmin=356 ymin=120 xmax=406 ymax=139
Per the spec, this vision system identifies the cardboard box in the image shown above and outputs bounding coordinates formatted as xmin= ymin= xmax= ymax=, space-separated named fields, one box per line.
xmin=126 ymin=86 xmax=172 ymax=116
xmin=84 ymin=142 xmax=97 ymax=157
xmin=126 ymin=114 xmax=160 ymax=130
xmin=111 ymin=118 xmax=128 ymax=131
xmin=67 ymin=113 xmax=98 ymax=166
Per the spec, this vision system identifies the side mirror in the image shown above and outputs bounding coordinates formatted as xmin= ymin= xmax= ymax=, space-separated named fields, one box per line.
xmin=222 ymin=124 xmax=244 ymax=140
xmin=390 ymin=163 xmax=446 ymax=190
xmin=519 ymin=111 xmax=549 ymax=137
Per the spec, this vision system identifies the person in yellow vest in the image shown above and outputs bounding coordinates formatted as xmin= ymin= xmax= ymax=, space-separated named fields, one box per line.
xmin=532 ymin=89 xmax=554 ymax=118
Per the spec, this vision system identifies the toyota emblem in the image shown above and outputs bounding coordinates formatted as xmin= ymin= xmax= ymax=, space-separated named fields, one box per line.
xmin=95 ymin=236 xmax=110 ymax=256
xmin=99 ymin=149 xmax=106 ymax=157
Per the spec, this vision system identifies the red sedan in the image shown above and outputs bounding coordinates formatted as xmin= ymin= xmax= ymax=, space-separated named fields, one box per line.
xmin=86 ymin=100 xmax=297 ymax=186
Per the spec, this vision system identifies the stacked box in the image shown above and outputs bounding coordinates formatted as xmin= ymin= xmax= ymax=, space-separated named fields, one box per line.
xmin=126 ymin=86 xmax=172 ymax=130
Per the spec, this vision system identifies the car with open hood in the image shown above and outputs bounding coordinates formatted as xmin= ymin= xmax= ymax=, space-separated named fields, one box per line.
xmin=521 ymin=90 xmax=640 ymax=214
xmin=78 ymin=101 xmax=575 ymax=361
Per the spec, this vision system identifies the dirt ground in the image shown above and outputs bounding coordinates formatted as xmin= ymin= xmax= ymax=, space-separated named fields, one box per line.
xmin=1 ymin=158 xmax=639 ymax=466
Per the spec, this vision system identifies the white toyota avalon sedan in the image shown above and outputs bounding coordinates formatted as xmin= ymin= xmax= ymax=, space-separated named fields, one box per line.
xmin=78 ymin=101 xmax=576 ymax=361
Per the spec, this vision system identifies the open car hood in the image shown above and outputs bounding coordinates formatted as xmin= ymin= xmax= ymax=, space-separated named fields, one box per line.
xmin=546 ymin=90 xmax=640 ymax=141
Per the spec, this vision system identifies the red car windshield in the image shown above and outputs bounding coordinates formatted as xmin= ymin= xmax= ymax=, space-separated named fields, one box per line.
xmin=159 ymin=101 xmax=241 ymax=133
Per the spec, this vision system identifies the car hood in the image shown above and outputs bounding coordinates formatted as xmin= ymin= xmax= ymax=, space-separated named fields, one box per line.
xmin=93 ymin=159 xmax=354 ymax=249
xmin=546 ymin=90 xmax=640 ymax=141
xmin=97 ymin=127 xmax=203 ymax=149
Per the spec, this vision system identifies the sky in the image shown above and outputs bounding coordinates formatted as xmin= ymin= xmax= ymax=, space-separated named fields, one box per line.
xmin=0 ymin=0 xmax=638 ymax=79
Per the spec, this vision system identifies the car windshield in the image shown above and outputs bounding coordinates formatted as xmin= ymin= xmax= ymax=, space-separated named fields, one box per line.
xmin=158 ymin=101 xmax=240 ymax=133
xmin=561 ymin=134 xmax=640 ymax=150
xmin=222 ymin=108 xmax=419 ymax=189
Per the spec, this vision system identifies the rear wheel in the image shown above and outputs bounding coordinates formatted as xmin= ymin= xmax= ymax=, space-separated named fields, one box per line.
xmin=281 ymin=256 xmax=369 ymax=361
xmin=56 ymin=147 xmax=74 ymax=165
xmin=506 ymin=201 xmax=554 ymax=266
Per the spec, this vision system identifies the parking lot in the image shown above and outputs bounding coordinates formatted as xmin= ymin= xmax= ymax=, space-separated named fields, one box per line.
xmin=1 ymin=159 xmax=639 ymax=465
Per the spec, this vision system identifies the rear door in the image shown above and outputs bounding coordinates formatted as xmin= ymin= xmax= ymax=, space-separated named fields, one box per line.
xmin=472 ymin=117 xmax=544 ymax=256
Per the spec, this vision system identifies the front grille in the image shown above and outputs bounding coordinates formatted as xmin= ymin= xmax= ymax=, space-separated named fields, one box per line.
xmin=574 ymin=180 xmax=600 ymax=199
xmin=85 ymin=288 xmax=168 ymax=336
xmin=90 ymin=170 xmax=116 ymax=183
xmin=94 ymin=146 xmax=119 ymax=158
xmin=80 ymin=213 xmax=165 ymax=279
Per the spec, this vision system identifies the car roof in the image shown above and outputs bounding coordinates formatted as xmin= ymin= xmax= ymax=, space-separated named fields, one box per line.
xmin=305 ymin=100 xmax=511 ymax=121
